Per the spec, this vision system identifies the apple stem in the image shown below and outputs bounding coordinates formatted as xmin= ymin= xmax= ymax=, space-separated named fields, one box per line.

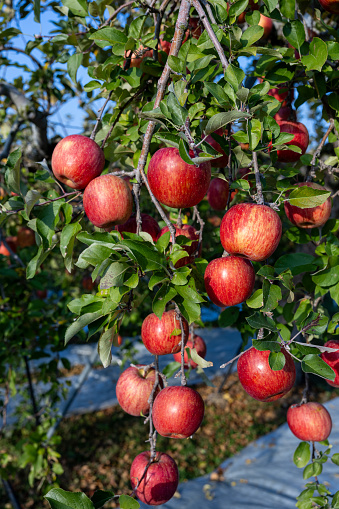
xmin=300 ymin=373 xmax=309 ymax=405
xmin=90 ymin=90 xmax=113 ymax=141
xmin=191 ymin=0 xmax=229 ymax=71
xmin=252 ymin=151 xmax=264 ymax=205
xmin=307 ymin=118 xmax=335 ymax=182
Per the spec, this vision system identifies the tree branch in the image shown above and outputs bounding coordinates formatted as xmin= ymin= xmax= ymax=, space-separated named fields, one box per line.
xmin=307 ymin=118 xmax=335 ymax=182
xmin=252 ymin=151 xmax=264 ymax=205
xmin=0 ymin=119 xmax=23 ymax=160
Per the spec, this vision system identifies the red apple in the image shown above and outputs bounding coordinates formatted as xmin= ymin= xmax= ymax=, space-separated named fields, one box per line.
xmin=16 ymin=227 xmax=35 ymax=248
xmin=141 ymin=309 xmax=189 ymax=355
xmin=0 ymin=237 xmax=17 ymax=257
xmin=205 ymin=128 xmax=228 ymax=168
xmin=230 ymin=0 xmax=259 ymax=23
xmin=237 ymin=347 xmax=296 ymax=402
xmin=0 ymin=187 xmax=6 ymax=200
xmin=125 ymin=46 xmax=153 ymax=68
xmin=204 ymin=255 xmax=255 ymax=307
xmin=116 ymin=365 xmax=162 ymax=416
xmin=160 ymin=39 xmax=171 ymax=55
xmin=116 ymin=213 xmax=160 ymax=242
xmin=83 ymin=174 xmax=133 ymax=229
xmin=230 ymin=167 xmax=252 ymax=200
xmin=113 ymin=334 xmax=123 ymax=347
xmin=82 ymin=275 xmax=96 ymax=291
xmin=287 ymin=402 xmax=332 ymax=442
xmin=152 ymin=386 xmax=205 ymax=438
xmin=274 ymin=106 xmax=297 ymax=122
xmin=259 ymin=14 xmax=273 ymax=39
xmin=274 ymin=121 xmax=309 ymax=163
xmin=321 ymin=339 xmax=339 ymax=387
xmin=220 ymin=203 xmax=282 ymax=262
xmin=183 ymin=17 xmax=203 ymax=43
xmin=156 ymin=223 xmax=200 ymax=267
xmin=130 ymin=451 xmax=179 ymax=506
xmin=51 ymin=135 xmax=105 ymax=190
xmin=284 ymin=182 xmax=332 ymax=229
xmin=173 ymin=333 xmax=207 ymax=368
xmin=318 ymin=0 xmax=339 ymax=13
xmin=147 ymin=147 xmax=211 ymax=209
xmin=207 ymin=178 xmax=229 ymax=210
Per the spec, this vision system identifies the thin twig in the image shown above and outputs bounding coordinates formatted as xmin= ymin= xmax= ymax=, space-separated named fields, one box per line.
xmin=175 ymin=303 xmax=187 ymax=386
xmin=307 ymin=118 xmax=335 ymax=182
xmin=90 ymin=91 xmax=113 ymax=141
xmin=193 ymin=205 xmax=204 ymax=256
xmin=220 ymin=350 xmax=243 ymax=369
xmin=191 ymin=0 xmax=229 ymax=70
xmin=0 ymin=45 xmax=43 ymax=68
xmin=101 ymin=1 xmax=135 ymax=27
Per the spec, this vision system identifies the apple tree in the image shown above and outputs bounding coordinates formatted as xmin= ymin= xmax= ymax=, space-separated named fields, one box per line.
xmin=2 ymin=0 xmax=339 ymax=507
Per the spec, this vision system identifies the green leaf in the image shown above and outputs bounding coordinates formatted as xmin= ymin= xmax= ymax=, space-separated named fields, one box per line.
xmin=5 ymin=148 xmax=22 ymax=194
xmin=246 ymin=289 xmax=264 ymax=308
xmin=218 ymin=306 xmax=239 ymax=326
xmin=294 ymin=442 xmax=311 ymax=468
xmin=62 ymin=0 xmax=88 ymax=17
xmin=280 ymin=0 xmax=295 ymax=19
xmin=34 ymin=0 xmax=40 ymax=23
xmin=168 ymin=55 xmax=184 ymax=74
xmin=268 ymin=351 xmax=286 ymax=370
xmin=246 ymin=312 xmax=277 ymax=331
xmin=283 ymin=20 xmax=305 ymax=52
xmin=275 ymin=253 xmax=316 ymax=276
xmin=312 ymin=264 xmax=339 ymax=288
xmin=153 ymin=284 xmax=177 ymax=319
xmin=119 ymin=494 xmax=140 ymax=509
xmin=91 ymin=491 xmax=115 ymax=509
xmin=101 ymin=262 xmax=130 ymax=289
xmin=287 ymin=186 xmax=331 ymax=209
xmin=252 ymin=340 xmax=281 ymax=352
xmin=332 ymin=454 xmax=339 ymax=466
xmin=60 ymin=222 xmax=82 ymax=272
xmin=128 ymin=16 xmax=146 ymax=39
xmin=190 ymin=348 xmax=213 ymax=368
xmin=303 ymin=462 xmax=322 ymax=480
xmin=154 ymin=132 xmax=180 ymax=149
xmin=204 ymin=82 xmax=229 ymax=105
xmin=240 ymin=25 xmax=264 ymax=47
xmin=263 ymin=282 xmax=282 ymax=312
xmin=301 ymin=354 xmax=336 ymax=381
xmin=179 ymin=138 xmax=194 ymax=165
xmin=301 ymin=38 xmax=328 ymax=72
xmin=205 ymin=111 xmax=251 ymax=134
xmin=65 ymin=311 xmax=103 ymax=344
xmin=248 ymin=118 xmax=262 ymax=150
xmin=45 ymin=488 xmax=94 ymax=509
xmin=88 ymin=27 xmax=128 ymax=44
xmin=24 ymin=190 xmax=42 ymax=217
xmin=229 ymin=0 xmax=248 ymax=17
xmin=0 ymin=28 xmax=21 ymax=40
xmin=67 ymin=53 xmax=83 ymax=84
xmin=98 ymin=328 xmax=114 ymax=368
xmin=167 ymin=92 xmax=188 ymax=125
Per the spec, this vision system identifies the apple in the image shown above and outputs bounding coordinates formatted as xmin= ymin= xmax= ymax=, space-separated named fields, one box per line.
xmin=0 ymin=187 xmax=6 ymax=200
xmin=321 ymin=339 xmax=339 ymax=387
xmin=116 ymin=213 xmax=160 ymax=242
xmin=318 ymin=0 xmax=339 ymax=13
xmin=152 ymin=386 xmax=205 ymax=438
xmin=116 ymin=365 xmax=162 ymax=416
xmin=147 ymin=147 xmax=211 ymax=209
xmin=287 ymin=402 xmax=332 ymax=442
xmin=231 ymin=0 xmax=259 ymax=23
xmin=274 ymin=121 xmax=309 ymax=163
xmin=51 ymin=135 xmax=105 ymax=190
xmin=17 ymin=227 xmax=35 ymax=248
xmin=284 ymin=182 xmax=332 ymax=229
xmin=82 ymin=275 xmax=96 ymax=291
xmin=274 ymin=106 xmax=297 ymax=123
xmin=113 ymin=334 xmax=123 ymax=347
xmin=259 ymin=14 xmax=273 ymax=39
xmin=237 ymin=347 xmax=296 ymax=402
xmin=141 ymin=309 xmax=189 ymax=355
xmin=220 ymin=203 xmax=282 ymax=262
xmin=173 ymin=333 xmax=207 ymax=368
xmin=204 ymin=255 xmax=255 ymax=307
xmin=130 ymin=451 xmax=179 ymax=506
xmin=125 ymin=46 xmax=153 ymax=68
xmin=205 ymin=128 xmax=228 ymax=168
xmin=156 ymin=223 xmax=200 ymax=267
xmin=160 ymin=39 xmax=171 ymax=55
xmin=183 ymin=17 xmax=203 ymax=43
xmin=0 ymin=237 xmax=17 ymax=257
xmin=83 ymin=174 xmax=133 ymax=229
